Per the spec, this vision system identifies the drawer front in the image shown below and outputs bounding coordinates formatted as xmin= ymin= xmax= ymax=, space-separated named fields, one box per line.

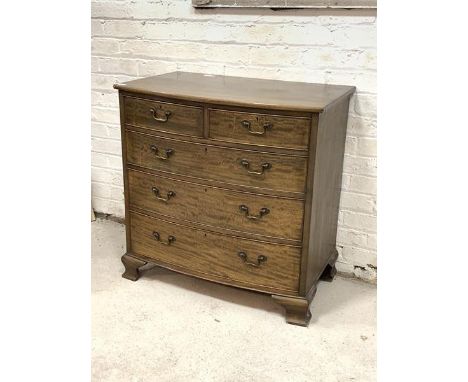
xmin=209 ymin=109 xmax=310 ymax=150
xmin=128 ymin=169 xmax=304 ymax=241
xmin=130 ymin=212 xmax=300 ymax=292
xmin=124 ymin=96 xmax=203 ymax=137
xmin=126 ymin=131 xmax=308 ymax=194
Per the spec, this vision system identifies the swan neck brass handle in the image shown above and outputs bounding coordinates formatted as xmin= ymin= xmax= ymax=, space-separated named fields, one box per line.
xmin=152 ymin=231 xmax=176 ymax=246
xmin=238 ymin=252 xmax=267 ymax=267
xmin=239 ymin=205 xmax=270 ymax=220
xmin=152 ymin=187 xmax=175 ymax=203
xmin=150 ymin=145 xmax=174 ymax=160
xmin=241 ymin=120 xmax=272 ymax=135
xmin=150 ymin=108 xmax=171 ymax=123
xmin=240 ymin=159 xmax=271 ymax=175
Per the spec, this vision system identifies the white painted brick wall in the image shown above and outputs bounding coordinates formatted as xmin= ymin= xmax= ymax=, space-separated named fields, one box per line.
xmin=91 ymin=0 xmax=377 ymax=281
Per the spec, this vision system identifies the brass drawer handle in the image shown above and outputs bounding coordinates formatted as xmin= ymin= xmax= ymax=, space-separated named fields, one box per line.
xmin=150 ymin=145 xmax=174 ymax=160
xmin=238 ymin=252 xmax=267 ymax=267
xmin=152 ymin=187 xmax=175 ymax=203
xmin=240 ymin=159 xmax=271 ymax=175
xmin=241 ymin=120 xmax=272 ymax=135
xmin=152 ymin=231 xmax=176 ymax=246
xmin=239 ymin=205 xmax=270 ymax=220
xmin=150 ymin=108 xmax=171 ymax=123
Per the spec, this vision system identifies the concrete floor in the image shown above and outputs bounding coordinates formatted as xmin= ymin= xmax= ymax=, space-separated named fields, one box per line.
xmin=92 ymin=218 xmax=376 ymax=382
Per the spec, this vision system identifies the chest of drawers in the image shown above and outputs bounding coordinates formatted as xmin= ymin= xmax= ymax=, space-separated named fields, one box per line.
xmin=114 ymin=72 xmax=355 ymax=326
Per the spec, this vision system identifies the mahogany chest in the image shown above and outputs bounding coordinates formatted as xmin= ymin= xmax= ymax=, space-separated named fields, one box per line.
xmin=114 ymin=72 xmax=355 ymax=326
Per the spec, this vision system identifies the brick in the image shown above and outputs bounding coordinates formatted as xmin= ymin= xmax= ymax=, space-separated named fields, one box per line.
xmin=91 ymin=56 xmax=99 ymax=73
xmin=337 ymin=228 xmax=377 ymax=251
xmin=206 ymin=44 xmax=251 ymax=65
xmin=92 ymin=181 xmax=124 ymax=202
xmin=347 ymin=115 xmax=377 ymax=137
xmin=110 ymin=186 xmax=125 ymax=201
xmin=249 ymin=45 xmax=301 ymax=67
xmin=91 ymin=73 xmax=136 ymax=91
xmin=339 ymin=191 xmax=376 ymax=213
xmin=176 ymin=62 xmax=226 ymax=75
xmin=343 ymin=155 xmax=377 ymax=176
xmin=91 ymin=122 xmax=108 ymax=138
xmin=356 ymin=137 xmax=377 ymax=157
xmin=107 ymin=154 xmax=123 ymax=170
xmin=92 ymin=181 xmax=111 ymax=199
xmin=346 ymin=174 xmax=377 ymax=195
xmin=335 ymin=261 xmax=355 ymax=275
xmin=301 ymin=48 xmax=376 ymax=70
xmin=91 ymin=91 xmax=118 ymax=107
xmin=92 ymin=167 xmax=123 ymax=187
xmin=325 ymin=70 xmax=376 ymax=93
xmin=91 ymin=151 xmax=122 ymax=170
xmin=92 ymin=38 xmax=120 ymax=56
xmin=92 ymin=2 xmax=129 ymax=19
xmin=331 ymin=25 xmax=376 ymax=49
xmin=354 ymin=93 xmax=377 ymax=118
xmin=91 ymin=137 xmax=122 ymax=156
xmin=91 ymin=19 xmax=104 ymax=36
xmin=91 ymin=106 xmax=120 ymax=124
xmin=102 ymin=20 xmax=145 ymax=38
xmin=107 ymin=126 xmax=122 ymax=140
xmin=97 ymin=57 xmax=139 ymax=76
xmin=119 ymin=40 xmax=206 ymax=61
xmin=344 ymin=136 xmax=358 ymax=156
xmin=137 ymin=60 xmax=178 ymax=77
xmin=224 ymin=65 xmax=283 ymax=80
xmin=142 ymin=21 xmax=186 ymax=41
xmin=92 ymin=197 xmax=124 ymax=217
xmin=91 ymin=151 xmax=108 ymax=168
xmin=341 ymin=246 xmax=377 ymax=268
xmin=341 ymin=211 xmax=377 ymax=233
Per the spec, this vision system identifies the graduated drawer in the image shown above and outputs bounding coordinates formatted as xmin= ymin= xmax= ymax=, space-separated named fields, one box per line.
xmin=130 ymin=212 xmax=300 ymax=293
xmin=128 ymin=169 xmax=304 ymax=241
xmin=126 ymin=131 xmax=308 ymax=194
xmin=123 ymin=96 xmax=203 ymax=137
xmin=209 ymin=108 xmax=310 ymax=150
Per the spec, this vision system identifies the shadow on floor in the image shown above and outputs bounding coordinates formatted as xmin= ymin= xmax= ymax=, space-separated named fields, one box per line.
xmin=135 ymin=262 xmax=369 ymax=324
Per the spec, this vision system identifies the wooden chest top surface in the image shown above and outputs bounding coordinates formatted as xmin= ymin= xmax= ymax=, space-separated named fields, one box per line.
xmin=114 ymin=71 xmax=355 ymax=112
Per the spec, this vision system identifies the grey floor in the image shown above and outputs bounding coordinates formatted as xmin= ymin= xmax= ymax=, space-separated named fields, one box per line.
xmin=92 ymin=218 xmax=376 ymax=382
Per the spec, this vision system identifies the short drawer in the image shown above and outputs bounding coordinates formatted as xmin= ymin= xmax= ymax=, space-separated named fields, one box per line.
xmin=128 ymin=169 xmax=304 ymax=241
xmin=126 ymin=131 xmax=308 ymax=194
xmin=130 ymin=212 xmax=300 ymax=293
xmin=209 ymin=109 xmax=310 ymax=150
xmin=124 ymin=96 xmax=203 ymax=137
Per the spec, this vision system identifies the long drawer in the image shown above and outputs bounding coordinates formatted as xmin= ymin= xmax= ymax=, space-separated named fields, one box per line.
xmin=128 ymin=169 xmax=304 ymax=241
xmin=209 ymin=108 xmax=310 ymax=150
xmin=124 ymin=96 xmax=204 ymax=137
xmin=130 ymin=212 xmax=301 ymax=293
xmin=125 ymin=130 xmax=308 ymax=194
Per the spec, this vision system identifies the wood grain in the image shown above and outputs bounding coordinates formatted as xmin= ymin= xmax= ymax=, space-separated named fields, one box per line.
xmin=300 ymin=95 xmax=352 ymax=294
xmin=130 ymin=211 xmax=301 ymax=293
xmin=128 ymin=169 xmax=305 ymax=241
xmin=114 ymin=71 xmax=355 ymax=112
xmin=125 ymin=130 xmax=309 ymax=194
xmin=124 ymin=96 xmax=203 ymax=137
xmin=208 ymin=108 xmax=310 ymax=150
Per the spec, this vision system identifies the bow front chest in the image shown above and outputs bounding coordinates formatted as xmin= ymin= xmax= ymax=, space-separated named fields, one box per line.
xmin=114 ymin=72 xmax=355 ymax=326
